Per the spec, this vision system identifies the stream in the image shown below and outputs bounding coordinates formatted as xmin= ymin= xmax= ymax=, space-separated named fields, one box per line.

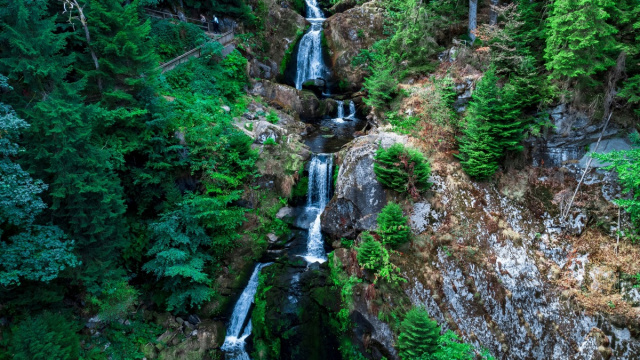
xmin=221 ymin=0 xmax=357 ymax=358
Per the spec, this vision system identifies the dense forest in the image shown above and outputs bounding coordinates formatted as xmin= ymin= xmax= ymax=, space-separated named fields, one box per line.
xmin=0 ymin=0 xmax=638 ymax=359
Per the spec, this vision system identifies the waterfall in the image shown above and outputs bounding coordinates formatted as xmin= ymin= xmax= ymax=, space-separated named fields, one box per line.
xmin=305 ymin=0 xmax=324 ymax=19
xmin=336 ymin=100 xmax=345 ymax=119
xmin=221 ymin=263 xmax=270 ymax=358
xmin=347 ymin=100 xmax=356 ymax=119
xmin=294 ymin=0 xmax=327 ymax=90
xmin=303 ymin=154 xmax=333 ymax=263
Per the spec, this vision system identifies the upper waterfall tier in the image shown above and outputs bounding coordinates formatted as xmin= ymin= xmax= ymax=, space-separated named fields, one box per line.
xmin=305 ymin=0 xmax=324 ymax=19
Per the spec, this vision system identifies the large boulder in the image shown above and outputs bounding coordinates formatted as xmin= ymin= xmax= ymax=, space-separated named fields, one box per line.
xmin=251 ymin=80 xmax=334 ymax=119
xmin=246 ymin=0 xmax=306 ymax=80
xmin=324 ymin=2 xmax=385 ymax=92
xmin=321 ymin=132 xmax=407 ymax=239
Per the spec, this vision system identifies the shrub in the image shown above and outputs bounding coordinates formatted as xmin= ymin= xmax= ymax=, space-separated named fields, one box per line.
xmin=356 ymin=232 xmax=384 ymax=270
xmin=264 ymin=137 xmax=277 ymax=146
xmin=374 ymin=143 xmax=431 ymax=199
xmin=377 ymin=202 xmax=410 ymax=248
xmin=397 ymin=307 xmax=440 ymax=359
xmin=266 ymin=110 xmax=279 ymax=124
xmin=8 ymin=312 xmax=80 ymax=360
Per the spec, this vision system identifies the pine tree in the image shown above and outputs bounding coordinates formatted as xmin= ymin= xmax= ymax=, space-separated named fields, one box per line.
xmin=22 ymin=83 xmax=128 ymax=288
xmin=0 ymin=0 xmax=74 ymax=99
xmin=0 ymin=79 xmax=79 ymax=286
xmin=142 ymin=199 xmax=214 ymax=312
xmin=544 ymin=0 xmax=619 ymax=81
xmin=397 ymin=307 xmax=441 ymax=359
xmin=374 ymin=143 xmax=431 ymax=199
xmin=8 ymin=312 xmax=80 ymax=360
xmin=377 ymin=202 xmax=410 ymax=249
xmin=456 ymin=68 xmax=526 ymax=179
xmin=356 ymin=232 xmax=384 ymax=270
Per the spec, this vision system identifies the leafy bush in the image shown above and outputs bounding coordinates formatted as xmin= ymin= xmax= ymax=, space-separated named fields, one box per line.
xmin=397 ymin=307 xmax=440 ymax=359
xmin=264 ymin=137 xmax=277 ymax=146
xmin=374 ymin=143 xmax=431 ymax=199
xmin=150 ymin=19 xmax=208 ymax=62
xmin=377 ymin=202 xmax=410 ymax=249
xmin=356 ymin=232 xmax=384 ymax=270
xmin=594 ymin=132 xmax=640 ymax=242
xmin=266 ymin=110 xmax=279 ymax=124
xmin=8 ymin=312 xmax=80 ymax=360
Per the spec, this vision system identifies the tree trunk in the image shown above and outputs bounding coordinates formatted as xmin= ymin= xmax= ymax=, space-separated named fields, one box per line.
xmin=66 ymin=0 xmax=102 ymax=91
xmin=489 ymin=0 xmax=499 ymax=26
xmin=469 ymin=0 xmax=478 ymax=42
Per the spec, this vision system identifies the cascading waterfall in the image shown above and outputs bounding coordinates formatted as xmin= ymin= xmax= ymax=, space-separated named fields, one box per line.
xmin=302 ymin=153 xmax=333 ymax=263
xmin=221 ymin=263 xmax=270 ymax=359
xmin=336 ymin=100 xmax=345 ymax=119
xmin=347 ymin=100 xmax=356 ymax=119
xmin=294 ymin=0 xmax=327 ymax=90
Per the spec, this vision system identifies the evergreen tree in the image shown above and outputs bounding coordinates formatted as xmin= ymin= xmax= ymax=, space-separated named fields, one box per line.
xmin=0 ymin=0 xmax=74 ymax=100
xmin=544 ymin=0 xmax=619 ymax=81
xmin=397 ymin=307 xmax=441 ymax=359
xmin=377 ymin=202 xmax=410 ymax=249
xmin=0 ymin=79 xmax=79 ymax=286
xmin=8 ymin=312 xmax=80 ymax=360
xmin=374 ymin=143 xmax=431 ymax=199
xmin=356 ymin=232 xmax=384 ymax=270
xmin=456 ymin=68 xmax=526 ymax=179
xmin=142 ymin=199 xmax=214 ymax=312
xmin=22 ymin=83 xmax=128 ymax=289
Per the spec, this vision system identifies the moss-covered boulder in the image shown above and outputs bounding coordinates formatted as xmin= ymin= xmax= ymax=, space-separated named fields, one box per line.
xmin=324 ymin=1 xmax=385 ymax=92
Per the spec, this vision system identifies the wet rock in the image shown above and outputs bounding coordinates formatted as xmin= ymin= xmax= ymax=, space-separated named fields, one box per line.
xmin=251 ymin=80 xmax=332 ymax=119
xmin=324 ymin=2 xmax=385 ymax=92
xmin=322 ymin=132 xmax=407 ymax=239
xmin=188 ymin=314 xmax=201 ymax=325
xmin=246 ymin=0 xmax=306 ymax=80
xmin=254 ymin=120 xmax=285 ymax=144
xmin=276 ymin=206 xmax=294 ymax=219
xmin=578 ymin=137 xmax=634 ymax=168
xmin=266 ymin=233 xmax=279 ymax=244
xmin=155 ymin=319 xmax=226 ymax=360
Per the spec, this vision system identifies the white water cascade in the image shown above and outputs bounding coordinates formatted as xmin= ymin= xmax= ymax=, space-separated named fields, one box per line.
xmin=302 ymin=153 xmax=333 ymax=263
xmin=334 ymin=100 xmax=356 ymax=123
xmin=221 ymin=263 xmax=270 ymax=359
xmin=294 ymin=0 xmax=327 ymax=89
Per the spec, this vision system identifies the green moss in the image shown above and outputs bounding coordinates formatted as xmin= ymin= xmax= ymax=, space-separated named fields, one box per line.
xmin=280 ymin=28 xmax=307 ymax=75
xmin=291 ymin=176 xmax=309 ymax=198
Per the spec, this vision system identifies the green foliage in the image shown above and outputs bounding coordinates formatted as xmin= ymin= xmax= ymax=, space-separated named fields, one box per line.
xmin=594 ymin=133 xmax=640 ymax=241
xmin=7 ymin=312 xmax=80 ymax=360
xmin=362 ymin=62 xmax=397 ymax=110
xmin=374 ymin=143 xmax=431 ymax=198
xmin=88 ymin=279 xmax=139 ymax=323
xmin=266 ymin=110 xmax=279 ymax=124
xmin=356 ymin=232 xmax=384 ymax=270
xmin=150 ymin=19 xmax=208 ymax=62
xmin=0 ymin=91 xmax=79 ymax=286
xmin=456 ymin=68 xmax=528 ymax=179
xmin=544 ymin=0 xmax=619 ymax=81
xmin=84 ymin=314 xmax=163 ymax=360
xmin=291 ymin=176 xmax=309 ymax=198
xmin=264 ymin=137 xmax=277 ymax=145
xmin=377 ymin=203 xmax=410 ymax=249
xmin=397 ymin=307 xmax=440 ymax=359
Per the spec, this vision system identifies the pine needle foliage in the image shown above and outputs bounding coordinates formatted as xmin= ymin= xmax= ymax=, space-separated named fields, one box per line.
xmin=356 ymin=232 xmax=384 ymax=270
xmin=397 ymin=307 xmax=440 ymax=359
xmin=7 ymin=312 xmax=80 ymax=360
xmin=456 ymin=68 xmax=527 ymax=179
xmin=377 ymin=202 xmax=410 ymax=249
xmin=373 ymin=143 xmax=431 ymax=199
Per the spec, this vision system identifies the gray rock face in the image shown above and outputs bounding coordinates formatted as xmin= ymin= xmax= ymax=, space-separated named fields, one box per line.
xmin=527 ymin=104 xmax=621 ymax=168
xmin=254 ymin=120 xmax=285 ymax=144
xmin=250 ymin=80 xmax=332 ymax=119
xmin=321 ymin=132 xmax=407 ymax=239
xmin=578 ymin=137 xmax=634 ymax=168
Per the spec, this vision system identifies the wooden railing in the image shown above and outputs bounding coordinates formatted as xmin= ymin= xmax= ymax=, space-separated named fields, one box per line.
xmin=144 ymin=7 xmax=230 ymax=34
xmin=158 ymin=30 xmax=235 ymax=73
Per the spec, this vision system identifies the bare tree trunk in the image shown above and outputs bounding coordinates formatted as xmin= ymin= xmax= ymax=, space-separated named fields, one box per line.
xmin=489 ymin=0 xmax=499 ymax=26
xmin=469 ymin=0 xmax=478 ymax=42
xmin=63 ymin=0 xmax=102 ymax=91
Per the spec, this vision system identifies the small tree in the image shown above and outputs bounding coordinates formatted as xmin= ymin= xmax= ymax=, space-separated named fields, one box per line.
xmin=8 ymin=312 xmax=80 ymax=360
xmin=377 ymin=202 xmax=410 ymax=249
xmin=356 ymin=232 xmax=383 ymax=270
xmin=374 ymin=143 xmax=431 ymax=199
xmin=397 ymin=307 xmax=440 ymax=359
